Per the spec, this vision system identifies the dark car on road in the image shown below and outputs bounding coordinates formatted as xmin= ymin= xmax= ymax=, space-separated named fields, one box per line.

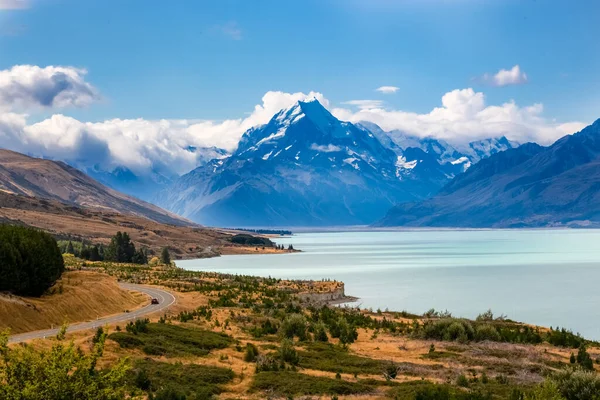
xmin=151 ymin=298 xmax=159 ymax=305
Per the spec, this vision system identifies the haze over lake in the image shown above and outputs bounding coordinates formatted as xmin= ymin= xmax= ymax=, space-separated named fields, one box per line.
xmin=178 ymin=230 xmax=600 ymax=339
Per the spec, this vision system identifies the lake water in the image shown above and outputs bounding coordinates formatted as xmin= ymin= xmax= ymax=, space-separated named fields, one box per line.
xmin=177 ymin=230 xmax=600 ymax=339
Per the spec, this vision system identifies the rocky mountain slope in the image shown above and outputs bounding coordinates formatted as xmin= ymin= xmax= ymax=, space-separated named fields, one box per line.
xmin=156 ymin=99 xmax=458 ymax=226
xmin=0 ymin=149 xmax=192 ymax=226
xmin=377 ymin=119 xmax=600 ymax=228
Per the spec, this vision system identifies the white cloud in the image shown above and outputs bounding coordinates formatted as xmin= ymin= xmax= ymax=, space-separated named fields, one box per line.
xmin=483 ymin=65 xmax=528 ymax=87
xmin=215 ymin=21 xmax=242 ymax=40
xmin=0 ymin=65 xmax=99 ymax=111
xmin=375 ymin=86 xmax=399 ymax=94
xmin=0 ymin=0 xmax=29 ymax=9
xmin=0 ymin=65 xmax=585 ymax=181
xmin=332 ymin=88 xmax=585 ymax=145
xmin=310 ymin=143 xmax=342 ymax=153
xmin=0 ymin=90 xmax=328 ymax=176
xmin=342 ymin=100 xmax=385 ymax=110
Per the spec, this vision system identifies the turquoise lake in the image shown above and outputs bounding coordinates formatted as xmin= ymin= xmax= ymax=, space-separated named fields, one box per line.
xmin=177 ymin=230 xmax=600 ymax=339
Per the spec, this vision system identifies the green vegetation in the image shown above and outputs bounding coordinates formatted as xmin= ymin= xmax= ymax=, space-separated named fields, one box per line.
xmin=108 ymin=322 xmax=232 ymax=357
xmin=160 ymin=246 xmax=171 ymax=265
xmin=229 ymin=233 xmax=273 ymax=246
xmin=251 ymin=371 xmax=373 ymax=396
xmin=103 ymin=231 xmax=148 ymax=264
xmin=0 ymin=329 xmax=129 ymax=399
xmin=0 ymin=224 xmax=64 ymax=296
xmin=298 ymin=342 xmax=386 ymax=375
xmin=130 ymin=359 xmax=234 ymax=399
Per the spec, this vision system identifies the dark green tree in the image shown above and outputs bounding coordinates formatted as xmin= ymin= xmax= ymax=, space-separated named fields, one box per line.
xmin=161 ymin=247 xmax=171 ymax=265
xmin=0 ymin=225 xmax=64 ymax=296
xmin=104 ymin=232 xmax=136 ymax=263
xmin=576 ymin=344 xmax=594 ymax=371
xmin=66 ymin=241 xmax=75 ymax=254
xmin=132 ymin=247 xmax=148 ymax=265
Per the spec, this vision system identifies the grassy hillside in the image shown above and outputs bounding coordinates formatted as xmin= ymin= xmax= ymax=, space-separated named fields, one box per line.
xmin=0 ymin=270 xmax=145 ymax=334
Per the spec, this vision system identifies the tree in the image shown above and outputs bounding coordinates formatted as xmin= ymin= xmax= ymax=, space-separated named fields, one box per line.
xmin=576 ymin=344 xmax=594 ymax=371
xmin=0 ymin=225 xmax=65 ymax=296
xmin=132 ymin=247 xmax=148 ymax=265
xmin=161 ymin=247 xmax=171 ymax=265
xmin=104 ymin=232 xmax=136 ymax=263
xmin=66 ymin=241 xmax=75 ymax=254
xmin=89 ymin=245 xmax=103 ymax=261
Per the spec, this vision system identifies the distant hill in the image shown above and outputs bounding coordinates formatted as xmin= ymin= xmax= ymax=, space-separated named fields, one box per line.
xmin=377 ymin=119 xmax=600 ymax=228
xmin=0 ymin=149 xmax=192 ymax=227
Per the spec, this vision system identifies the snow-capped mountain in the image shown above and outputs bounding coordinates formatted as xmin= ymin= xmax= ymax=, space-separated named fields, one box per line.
xmin=358 ymin=121 xmax=519 ymax=174
xmin=155 ymin=99 xmax=453 ymax=226
xmin=377 ymin=119 xmax=600 ymax=228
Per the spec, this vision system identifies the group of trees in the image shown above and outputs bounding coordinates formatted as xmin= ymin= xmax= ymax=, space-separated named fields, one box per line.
xmin=0 ymin=225 xmax=64 ymax=296
xmin=60 ymin=241 xmax=105 ymax=262
xmin=103 ymin=232 xmax=148 ymax=264
xmin=61 ymin=232 xmax=172 ymax=266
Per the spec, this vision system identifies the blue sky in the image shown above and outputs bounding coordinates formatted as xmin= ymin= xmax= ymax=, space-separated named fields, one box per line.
xmin=1 ymin=0 xmax=598 ymax=122
xmin=0 ymin=0 xmax=598 ymax=176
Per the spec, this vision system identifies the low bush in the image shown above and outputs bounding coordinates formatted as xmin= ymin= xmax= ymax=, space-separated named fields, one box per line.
xmin=297 ymin=342 xmax=386 ymax=375
xmin=108 ymin=323 xmax=232 ymax=357
xmin=130 ymin=359 xmax=234 ymax=399
xmin=251 ymin=371 xmax=372 ymax=396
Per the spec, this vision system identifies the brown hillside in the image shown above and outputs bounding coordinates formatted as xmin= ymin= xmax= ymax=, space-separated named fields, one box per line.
xmin=0 ymin=271 xmax=145 ymax=334
xmin=0 ymin=191 xmax=281 ymax=259
xmin=0 ymin=149 xmax=191 ymax=226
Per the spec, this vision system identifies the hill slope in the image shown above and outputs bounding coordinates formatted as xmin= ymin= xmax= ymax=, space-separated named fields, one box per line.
xmin=0 ymin=149 xmax=191 ymax=226
xmin=377 ymin=119 xmax=600 ymax=228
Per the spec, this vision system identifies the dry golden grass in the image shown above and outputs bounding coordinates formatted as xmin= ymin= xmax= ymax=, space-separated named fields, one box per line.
xmin=0 ymin=271 xmax=146 ymax=334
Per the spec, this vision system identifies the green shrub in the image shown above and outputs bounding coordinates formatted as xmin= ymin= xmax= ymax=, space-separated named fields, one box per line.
xmin=0 ymin=224 xmax=64 ymax=296
xmin=280 ymin=339 xmax=300 ymax=365
xmin=456 ymin=374 xmax=469 ymax=388
xmin=255 ymin=354 xmax=281 ymax=372
xmin=108 ymin=323 xmax=232 ymax=357
xmin=244 ymin=343 xmax=259 ymax=362
xmin=475 ymin=324 xmax=501 ymax=342
xmin=131 ymin=359 xmax=234 ymax=399
xmin=297 ymin=342 xmax=385 ymax=375
xmin=551 ymin=369 xmax=600 ymax=400
xmin=313 ymin=322 xmax=329 ymax=342
xmin=251 ymin=371 xmax=372 ymax=396
xmin=280 ymin=314 xmax=308 ymax=341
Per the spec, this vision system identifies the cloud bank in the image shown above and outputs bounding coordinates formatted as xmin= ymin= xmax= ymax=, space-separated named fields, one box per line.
xmin=0 ymin=64 xmax=586 ymax=180
xmin=332 ymin=88 xmax=585 ymax=146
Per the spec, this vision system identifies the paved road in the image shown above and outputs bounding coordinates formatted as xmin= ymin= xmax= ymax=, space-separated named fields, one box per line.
xmin=8 ymin=283 xmax=176 ymax=344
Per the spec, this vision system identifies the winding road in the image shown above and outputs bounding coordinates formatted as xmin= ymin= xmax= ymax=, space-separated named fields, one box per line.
xmin=8 ymin=283 xmax=176 ymax=344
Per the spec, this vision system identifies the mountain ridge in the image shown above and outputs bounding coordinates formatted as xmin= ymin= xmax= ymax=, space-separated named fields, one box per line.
xmin=0 ymin=149 xmax=194 ymax=227
xmin=377 ymin=119 xmax=600 ymax=228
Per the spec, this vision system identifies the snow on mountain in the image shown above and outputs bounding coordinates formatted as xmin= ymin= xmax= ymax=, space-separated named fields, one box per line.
xmin=156 ymin=99 xmax=449 ymax=226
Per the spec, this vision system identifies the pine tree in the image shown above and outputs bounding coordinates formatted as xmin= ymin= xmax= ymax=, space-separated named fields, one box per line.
xmin=66 ymin=241 xmax=74 ymax=254
xmin=104 ymin=232 xmax=136 ymax=263
xmin=161 ymin=247 xmax=171 ymax=265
